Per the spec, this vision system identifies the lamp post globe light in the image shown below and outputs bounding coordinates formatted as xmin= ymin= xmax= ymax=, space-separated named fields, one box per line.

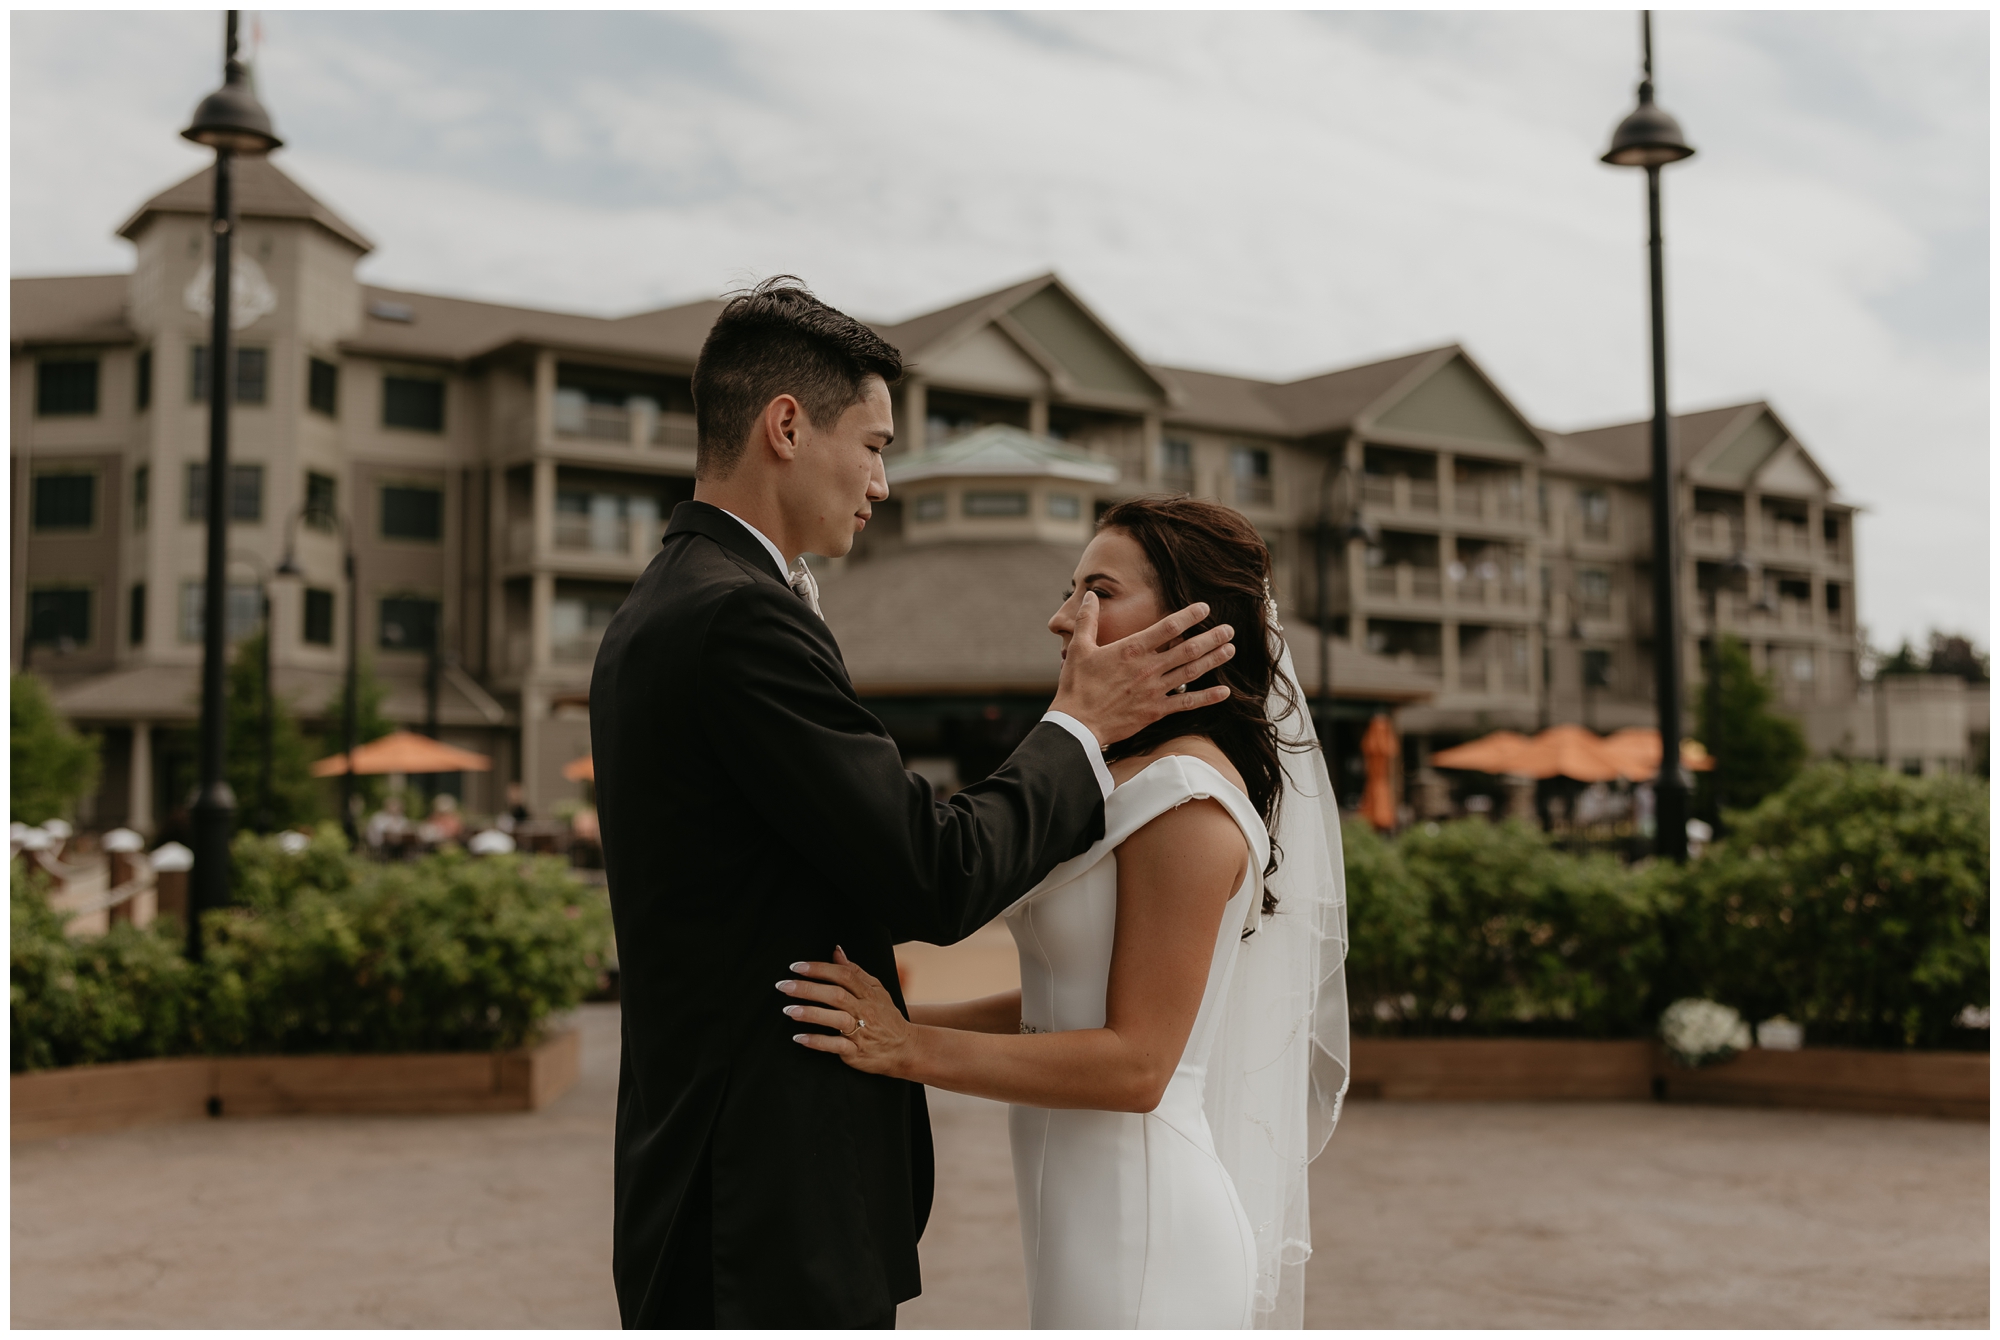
xmin=183 ymin=10 xmax=282 ymax=960
xmin=1601 ymin=10 xmax=1695 ymax=862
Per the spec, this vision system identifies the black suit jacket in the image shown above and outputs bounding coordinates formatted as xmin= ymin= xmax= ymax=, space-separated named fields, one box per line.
xmin=592 ymin=501 xmax=1106 ymax=1327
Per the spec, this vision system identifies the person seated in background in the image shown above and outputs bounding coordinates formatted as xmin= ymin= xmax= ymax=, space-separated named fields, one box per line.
xmin=418 ymin=793 xmax=464 ymax=848
xmin=497 ymin=783 xmax=530 ymax=835
xmin=365 ymin=796 xmax=410 ymax=858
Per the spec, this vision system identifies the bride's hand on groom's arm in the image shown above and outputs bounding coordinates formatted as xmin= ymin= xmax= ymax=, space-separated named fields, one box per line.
xmin=779 ymin=948 xmax=922 ymax=1078
xmin=1050 ymin=594 xmax=1237 ymax=748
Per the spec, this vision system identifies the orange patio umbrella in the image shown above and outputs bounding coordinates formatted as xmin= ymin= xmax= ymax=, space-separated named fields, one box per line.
xmin=1599 ymin=727 xmax=1715 ymax=782
xmin=1360 ymin=713 xmax=1399 ymax=832
xmin=1511 ymin=724 xmax=1625 ymax=783
xmin=562 ymin=754 xmax=595 ymax=782
xmin=1430 ymin=731 xmax=1535 ymax=776
xmin=312 ymin=730 xmax=492 ymax=777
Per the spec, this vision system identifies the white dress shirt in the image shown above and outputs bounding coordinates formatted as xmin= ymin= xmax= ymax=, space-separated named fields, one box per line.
xmin=714 ymin=507 xmax=1114 ymax=801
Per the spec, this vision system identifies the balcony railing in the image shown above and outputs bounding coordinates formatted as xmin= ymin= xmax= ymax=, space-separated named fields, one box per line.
xmin=1453 ymin=483 xmax=1525 ymax=524
xmin=1234 ymin=479 xmax=1274 ymax=508
xmin=1688 ymin=513 xmax=1742 ymax=552
xmin=1452 ymin=578 xmax=1531 ymax=608
xmin=1361 ymin=475 xmax=1440 ymax=515
xmin=556 ymin=512 xmax=631 ymax=554
xmin=1376 ymin=650 xmax=1443 ymax=679
xmin=1462 ymin=660 xmax=1532 ymax=695
xmin=1762 ymin=523 xmax=1812 ymax=557
xmin=552 ymin=633 xmax=603 ymax=664
xmin=553 ymin=400 xmax=700 ymax=454
xmin=1365 ymin=564 xmax=1442 ymax=602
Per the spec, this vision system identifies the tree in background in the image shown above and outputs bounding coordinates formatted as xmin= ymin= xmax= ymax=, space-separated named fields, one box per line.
xmin=11 ymin=674 xmax=101 ymax=826
xmin=224 ymin=631 xmax=323 ymax=831
xmin=1874 ymin=629 xmax=1988 ymax=683
xmin=316 ymin=655 xmax=398 ymax=815
xmin=1695 ymin=634 xmax=1806 ymax=819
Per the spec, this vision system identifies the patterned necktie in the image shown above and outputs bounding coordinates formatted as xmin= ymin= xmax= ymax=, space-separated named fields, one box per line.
xmin=787 ymin=560 xmax=822 ymax=617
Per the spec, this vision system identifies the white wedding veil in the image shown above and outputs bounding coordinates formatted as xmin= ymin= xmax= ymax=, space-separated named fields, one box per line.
xmin=1202 ymin=605 xmax=1351 ymax=1329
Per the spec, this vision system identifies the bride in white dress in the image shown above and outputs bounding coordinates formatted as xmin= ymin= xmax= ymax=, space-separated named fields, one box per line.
xmin=783 ymin=496 xmax=1349 ymax=1328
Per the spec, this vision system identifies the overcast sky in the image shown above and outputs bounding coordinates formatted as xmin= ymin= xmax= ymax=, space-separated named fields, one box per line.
xmin=12 ymin=9 xmax=1988 ymax=650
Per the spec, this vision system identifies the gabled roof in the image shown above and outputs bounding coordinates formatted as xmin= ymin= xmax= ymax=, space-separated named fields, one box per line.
xmin=1151 ymin=365 xmax=1295 ymax=436
xmin=887 ymin=424 xmax=1120 ymax=487
xmin=1255 ymin=347 xmax=1446 ymax=438
xmin=343 ymin=285 xmax=724 ymax=366
xmin=872 ymin=274 xmax=1050 ymax=358
xmin=11 ymin=274 xmax=132 ymax=347
xmin=875 ymin=272 xmax=1171 ymax=405
xmin=117 ymin=156 xmax=374 ymax=253
xmin=1551 ymin=402 xmax=1824 ymax=488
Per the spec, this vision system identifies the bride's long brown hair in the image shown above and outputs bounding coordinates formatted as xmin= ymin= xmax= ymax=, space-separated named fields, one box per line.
xmin=1095 ymin=496 xmax=1298 ymax=908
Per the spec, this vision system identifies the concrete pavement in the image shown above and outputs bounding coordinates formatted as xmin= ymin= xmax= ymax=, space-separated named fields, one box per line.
xmin=12 ymin=1001 xmax=1988 ymax=1328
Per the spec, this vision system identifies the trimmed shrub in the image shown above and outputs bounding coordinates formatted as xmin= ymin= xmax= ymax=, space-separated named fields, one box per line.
xmin=1346 ymin=818 xmax=1665 ymax=1038
xmin=1668 ymin=764 xmax=1989 ymax=1049
xmin=11 ymin=862 xmax=196 ymax=1071
xmin=10 ymin=827 xmax=614 ymax=1071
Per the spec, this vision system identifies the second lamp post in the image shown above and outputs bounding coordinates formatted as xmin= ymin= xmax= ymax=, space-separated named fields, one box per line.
xmin=1602 ymin=10 xmax=1696 ymax=862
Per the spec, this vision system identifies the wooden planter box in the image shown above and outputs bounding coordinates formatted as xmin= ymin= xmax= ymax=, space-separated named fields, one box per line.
xmin=1350 ymin=1037 xmax=1655 ymax=1102
xmin=11 ymin=1028 xmax=581 ymax=1143
xmin=1657 ymin=1045 xmax=1988 ymax=1121
xmin=1349 ymin=1036 xmax=1988 ymax=1119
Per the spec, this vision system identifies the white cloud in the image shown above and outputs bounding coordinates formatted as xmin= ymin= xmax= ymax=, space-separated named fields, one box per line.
xmin=10 ymin=9 xmax=1987 ymax=647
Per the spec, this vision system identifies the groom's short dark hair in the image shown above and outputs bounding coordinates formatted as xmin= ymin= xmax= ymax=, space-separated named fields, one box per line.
xmin=691 ymin=276 xmax=904 ymax=479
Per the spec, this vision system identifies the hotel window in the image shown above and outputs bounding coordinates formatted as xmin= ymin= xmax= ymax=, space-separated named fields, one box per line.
xmin=136 ymin=349 xmax=152 ymax=410
xmin=1161 ymin=437 xmax=1194 ymax=490
xmin=1047 ymin=493 xmax=1082 ymax=520
xmin=306 ymin=471 xmax=338 ymax=530
xmin=185 ymin=462 xmax=264 ymax=523
xmin=303 ymin=588 xmax=335 ymax=646
xmin=1231 ymin=446 xmax=1272 ymax=506
xmin=133 ymin=464 xmax=149 ymax=529
xmin=129 ymin=582 xmax=147 ymax=646
xmin=379 ymin=595 xmax=441 ymax=653
xmin=27 ymin=587 xmax=92 ymax=649
xmin=1579 ymin=488 xmax=1611 ymax=540
xmin=964 ymin=491 xmax=1028 ymax=518
xmin=190 ymin=346 xmax=269 ymax=404
xmin=383 ymin=375 xmax=446 ymax=432
xmin=179 ymin=581 xmax=263 ymax=643
xmin=914 ymin=493 xmax=946 ymax=522
xmin=1577 ymin=567 xmax=1612 ymax=618
xmin=308 ymin=357 xmax=339 ymax=417
xmin=1582 ymin=648 xmax=1613 ymax=690
xmin=31 ymin=471 xmax=96 ymax=533
xmin=36 ymin=357 xmax=99 ymax=417
xmin=381 ymin=483 xmax=444 ymax=541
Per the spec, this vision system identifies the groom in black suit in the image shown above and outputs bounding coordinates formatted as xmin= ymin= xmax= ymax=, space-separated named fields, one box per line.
xmin=591 ymin=277 xmax=1237 ymax=1327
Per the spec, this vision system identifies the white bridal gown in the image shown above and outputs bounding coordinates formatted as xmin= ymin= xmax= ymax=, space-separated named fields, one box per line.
xmin=1002 ymin=754 xmax=1271 ymax=1329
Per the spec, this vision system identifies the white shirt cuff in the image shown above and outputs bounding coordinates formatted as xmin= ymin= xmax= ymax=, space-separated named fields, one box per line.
xmin=1041 ymin=711 xmax=1115 ymax=799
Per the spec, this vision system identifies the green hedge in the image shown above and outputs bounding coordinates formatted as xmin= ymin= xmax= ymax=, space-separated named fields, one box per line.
xmin=12 ymin=826 xmax=613 ymax=1072
xmin=1665 ymin=765 xmax=1989 ymax=1049
xmin=1343 ymin=764 xmax=1988 ymax=1049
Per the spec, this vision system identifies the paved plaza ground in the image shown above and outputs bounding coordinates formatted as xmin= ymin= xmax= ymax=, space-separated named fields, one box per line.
xmin=13 ymin=1001 xmax=1989 ymax=1329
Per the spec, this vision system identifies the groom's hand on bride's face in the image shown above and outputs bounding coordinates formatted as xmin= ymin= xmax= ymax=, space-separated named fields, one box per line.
xmin=1050 ymin=593 xmax=1235 ymax=748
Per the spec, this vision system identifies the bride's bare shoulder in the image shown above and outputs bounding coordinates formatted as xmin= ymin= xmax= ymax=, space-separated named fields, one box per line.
xmin=1107 ymin=735 xmax=1246 ymax=794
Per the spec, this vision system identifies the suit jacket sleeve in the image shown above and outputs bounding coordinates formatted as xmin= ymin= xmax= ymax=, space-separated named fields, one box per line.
xmin=696 ymin=579 xmax=1105 ymax=946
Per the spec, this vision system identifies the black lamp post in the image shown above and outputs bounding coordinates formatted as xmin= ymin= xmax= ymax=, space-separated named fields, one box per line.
xmin=277 ymin=504 xmax=360 ymax=845
xmin=1602 ymin=10 xmax=1696 ymax=862
xmin=1313 ymin=454 xmax=1377 ymax=796
xmin=228 ymin=550 xmax=276 ymax=833
xmin=182 ymin=10 xmax=282 ymax=960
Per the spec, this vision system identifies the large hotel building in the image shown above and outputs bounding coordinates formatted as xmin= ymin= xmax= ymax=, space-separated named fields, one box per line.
xmin=12 ymin=157 xmax=1870 ymax=830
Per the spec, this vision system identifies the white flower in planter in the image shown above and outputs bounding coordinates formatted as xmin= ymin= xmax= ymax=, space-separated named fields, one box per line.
xmin=1754 ymin=1016 xmax=1804 ymax=1051
xmin=1661 ymin=998 xmax=1751 ymax=1068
